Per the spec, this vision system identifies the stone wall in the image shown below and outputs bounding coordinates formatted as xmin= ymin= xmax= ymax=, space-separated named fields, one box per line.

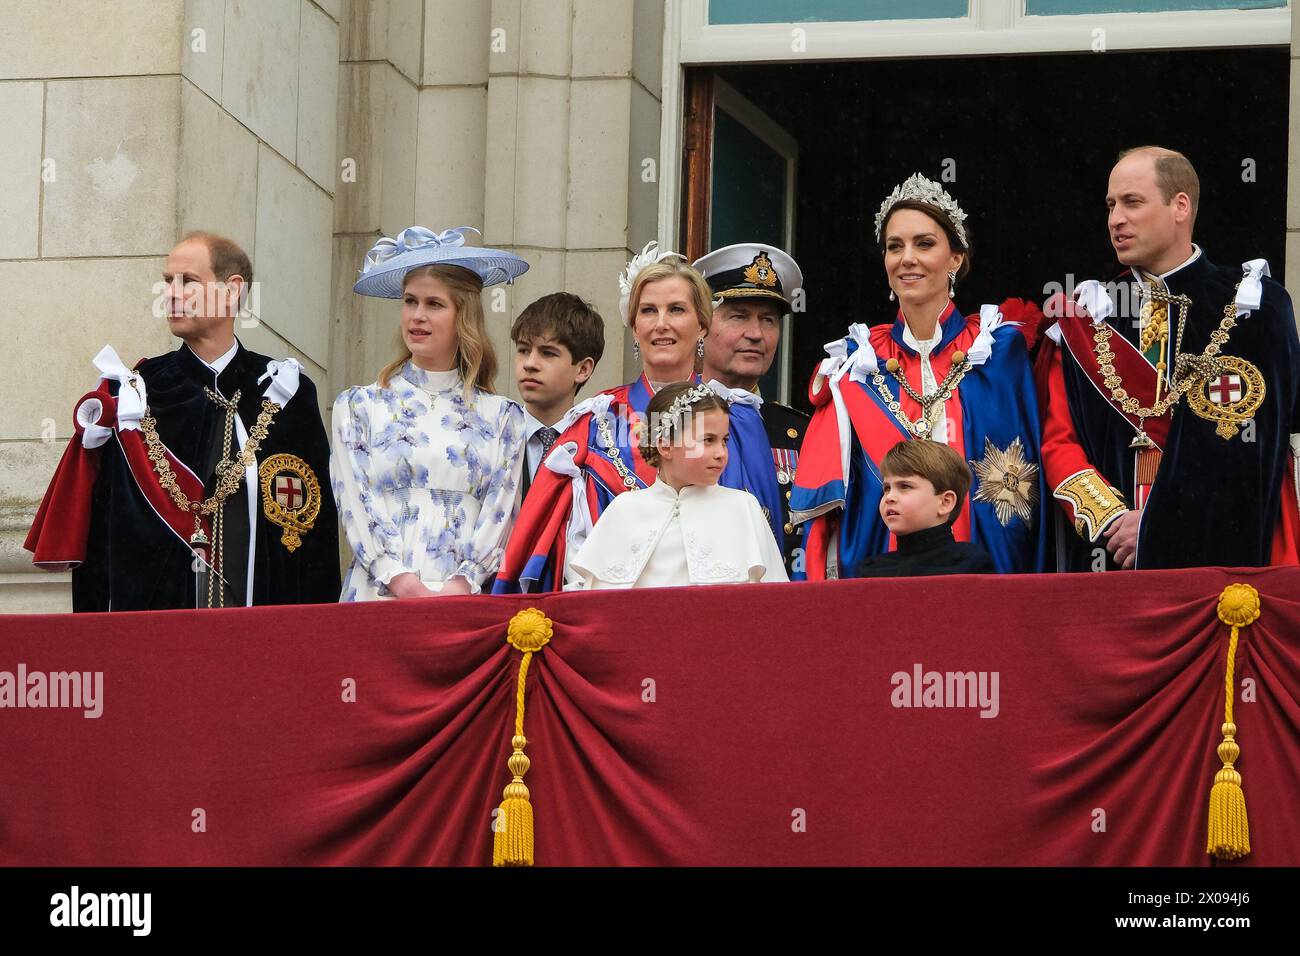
xmin=0 ymin=0 xmax=665 ymax=612
xmin=332 ymin=0 xmax=664 ymax=401
xmin=0 ymin=0 xmax=341 ymax=611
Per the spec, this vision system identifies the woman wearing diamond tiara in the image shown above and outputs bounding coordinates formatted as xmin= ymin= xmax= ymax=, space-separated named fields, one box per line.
xmin=789 ymin=174 xmax=1049 ymax=576
xmin=495 ymin=244 xmax=789 ymax=592
xmin=330 ymin=226 xmax=528 ymax=600
xmin=569 ymin=381 xmax=787 ymax=589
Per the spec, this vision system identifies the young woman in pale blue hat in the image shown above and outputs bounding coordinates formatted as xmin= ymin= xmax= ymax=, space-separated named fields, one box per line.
xmin=330 ymin=226 xmax=529 ymax=600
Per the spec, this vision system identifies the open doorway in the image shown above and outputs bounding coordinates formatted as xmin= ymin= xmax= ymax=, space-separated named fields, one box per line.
xmin=683 ymin=47 xmax=1289 ymax=410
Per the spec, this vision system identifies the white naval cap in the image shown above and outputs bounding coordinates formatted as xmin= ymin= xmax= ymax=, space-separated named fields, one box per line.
xmin=692 ymin=243 xmax=803 ymax=311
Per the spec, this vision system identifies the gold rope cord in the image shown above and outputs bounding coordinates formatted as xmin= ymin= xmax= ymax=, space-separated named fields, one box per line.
xmin=492 ymin=608 xmax=553 ymax=867
xmin=1206 ymin=583 xmax=1260 ymax=861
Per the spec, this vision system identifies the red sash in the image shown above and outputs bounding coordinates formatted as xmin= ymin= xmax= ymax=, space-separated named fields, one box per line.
xmin=843 ymin=323 xmax=977 ymax=544
xmin=115 ymin=428 xmax=210 ymax=551
xmin=26 ymin=385 xmax=210 ymax=568
xmin=1057 ymin=306 xmax=1171 ymax=450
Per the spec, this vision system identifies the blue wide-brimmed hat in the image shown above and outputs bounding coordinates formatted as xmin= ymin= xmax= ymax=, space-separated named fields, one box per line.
xmin=353 ymin=225 xmax=529 ymax=298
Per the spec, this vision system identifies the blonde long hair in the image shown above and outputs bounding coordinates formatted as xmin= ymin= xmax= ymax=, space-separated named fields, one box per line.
xmin=377 ymin=264 xmax=497 ymax=398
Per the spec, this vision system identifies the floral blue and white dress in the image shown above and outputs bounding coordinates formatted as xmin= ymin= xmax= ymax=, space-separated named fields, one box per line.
xmin=330 ymin=361 xmax=525 ymax=600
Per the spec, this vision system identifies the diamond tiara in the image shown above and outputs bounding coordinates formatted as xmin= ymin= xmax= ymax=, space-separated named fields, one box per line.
xmin=874 ymin=173 xmax=969 ymax=247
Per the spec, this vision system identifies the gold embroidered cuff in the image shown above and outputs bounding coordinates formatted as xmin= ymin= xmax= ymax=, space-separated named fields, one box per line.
xmin=1054 ymin=469 xmax=1127 ymax=542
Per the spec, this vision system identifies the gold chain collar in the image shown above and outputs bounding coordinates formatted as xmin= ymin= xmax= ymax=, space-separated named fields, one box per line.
xmin=1092 ymin=283 xmax=1240 ymax=442
xmin=140 ymin=392 xmax=282 ymax=524
xmin=869 ymin=349 xmax=972 ymax=439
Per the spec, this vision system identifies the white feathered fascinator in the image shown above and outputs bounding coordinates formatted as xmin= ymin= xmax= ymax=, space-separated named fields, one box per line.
xmin=618 ymin=240 xmax=685 ymax=325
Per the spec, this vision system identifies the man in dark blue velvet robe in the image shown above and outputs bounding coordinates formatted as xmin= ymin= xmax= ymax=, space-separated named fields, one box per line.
xmin=1038 ymin=147 xmax=1300 ymax=571
xmin=26 ymin=232 xmax=340 ymax=610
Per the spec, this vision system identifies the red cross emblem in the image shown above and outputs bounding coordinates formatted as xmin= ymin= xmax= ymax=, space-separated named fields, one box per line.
xmin=275 ymin=475 xmax=305 ymax=510
xmin=1208 ymin=374 xmax=1242 ymax=405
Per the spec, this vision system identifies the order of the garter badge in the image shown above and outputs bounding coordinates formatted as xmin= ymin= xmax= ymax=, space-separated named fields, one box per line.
xmin=1185 ymin=355 xmax=1264 ymax=440
xmin=970 ymin=437 xmax=1040 ymax=528
xmin=258 ymin=453 xmax=322 ymax=552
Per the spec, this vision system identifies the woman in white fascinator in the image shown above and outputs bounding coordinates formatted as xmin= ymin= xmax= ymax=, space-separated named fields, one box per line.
xmin=491 ymin=242 xmax=720 ymax=593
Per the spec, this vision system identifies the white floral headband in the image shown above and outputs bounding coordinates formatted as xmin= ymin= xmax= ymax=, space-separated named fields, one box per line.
xmin=618 ymin=240 xmax=685 ymax=324
xmin=649 ymin=383 xmax=720 ymax=444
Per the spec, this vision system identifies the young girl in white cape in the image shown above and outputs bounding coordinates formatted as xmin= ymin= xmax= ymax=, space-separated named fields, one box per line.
xmin=569 ymin=381 xmax=788 ymax=589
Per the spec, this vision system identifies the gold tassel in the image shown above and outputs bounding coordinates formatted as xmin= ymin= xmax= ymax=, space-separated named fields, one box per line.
xmin=493 ymin=608 xmax=553 ymax=867
xmin=1207 ymin=584 xmax=1260 ymax=861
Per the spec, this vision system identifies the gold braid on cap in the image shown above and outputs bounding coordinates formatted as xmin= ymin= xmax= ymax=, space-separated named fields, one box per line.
xmin=650 ymin=384 xmax=718 ymax=444
xmin=875 ymin=173 xmax=969 ymax=246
